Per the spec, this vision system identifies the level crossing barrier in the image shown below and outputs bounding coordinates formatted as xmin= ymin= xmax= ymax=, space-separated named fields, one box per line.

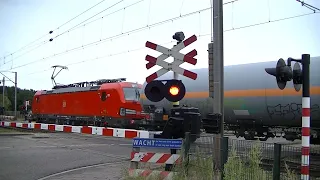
xmin=0 ymin=121 xmax=153 ymax=139
xmin=128 ymin=137 xmax=187 ymax=179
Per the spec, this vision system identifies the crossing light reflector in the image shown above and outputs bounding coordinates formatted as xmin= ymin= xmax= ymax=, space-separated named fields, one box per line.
xmin=144 ymin=79 xmax=186 ymax=102
xmin=265 ymin=58 xmax=293 ymax=90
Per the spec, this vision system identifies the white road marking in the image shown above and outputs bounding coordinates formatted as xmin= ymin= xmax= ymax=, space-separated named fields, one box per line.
xmin=119 ymin=144 xmax=131 ymax=146
xmin=0 ymin=143 xmax=119 ymax=150
xmin=34 ymin=143 xmax=113 ymax=148
xmin=36 ymin=161 xmax=126 ymax=180
xmin=0 ymin=147 xmax=11 ymax=150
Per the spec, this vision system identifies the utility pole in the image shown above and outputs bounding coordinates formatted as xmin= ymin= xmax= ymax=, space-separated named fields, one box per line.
xmin=2 ymin=77 xmax=5 ymax=109
xmin=209 ymin=0 xmax=224 ymax=177
xmin=0 ymin=71 xmax=18 ymax=119
xmin=14 ymin=72 xmax=17 ymax=118
xmin=213 ymin=0 xmax=224 ymax=137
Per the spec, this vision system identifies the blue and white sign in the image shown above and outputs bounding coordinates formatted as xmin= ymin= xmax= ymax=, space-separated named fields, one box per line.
xmin=132 ymin=138 xmax=182 ymax=149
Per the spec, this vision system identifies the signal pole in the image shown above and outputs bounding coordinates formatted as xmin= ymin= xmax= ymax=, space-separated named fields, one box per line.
xmin=288 ymin=54 xmax=311 ymax=180
xmin=301 ymin=54 xmax=310 ymax=180
xmin=265 ymin=54 xmax=311 ymax=180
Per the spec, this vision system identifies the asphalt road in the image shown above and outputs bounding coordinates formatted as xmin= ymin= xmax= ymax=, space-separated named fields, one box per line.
xmin=0 ymin=132 xmax=142 ymax=180
xmin=2 ymin=128 xmax=320 ymax=180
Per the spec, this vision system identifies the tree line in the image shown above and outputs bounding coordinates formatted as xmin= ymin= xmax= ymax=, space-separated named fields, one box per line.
xmin=0 ymin=85 xmax=36 ymax=111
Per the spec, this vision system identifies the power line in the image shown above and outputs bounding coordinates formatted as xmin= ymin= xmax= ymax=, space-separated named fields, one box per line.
xmin=3 ymin=6 xmax=213 ymax=71
xmin=0 ymin=0 xmax=107 ymax=62
xmin=51 ymin=0 xmax=125 ymax=41
xmin=224 ymin=11 xmax=319 ymax=32
xmin=296 ymin=0 xmax=320 ymax=12
xmin=20 ymin=10 xmax=320 ymax=78
xmin=1 ymin=0 xmax=232 ymax=67
xmin=3 ymin=1 xmax=318 ymax=73
xmin=56 ymin=0 xmax=107 ymax=30
xmin=55 ymin=0 xmax=144 ymax=38
xmin=23 ymin=40 xmax=176 ymax=77
xmin=2 ymin=40 xmax=49 ymax=66
xmin=0 ymin=33 xmax=51 ymax=63
xmin=22 ymin=33 xmax=212 ymax=77
xmin=2 ymin=0 xmax=134 ymax=66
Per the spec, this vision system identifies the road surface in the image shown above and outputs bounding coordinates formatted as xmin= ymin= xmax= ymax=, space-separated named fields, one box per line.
xmin=0 ymin=132 xmax=139 ymax=180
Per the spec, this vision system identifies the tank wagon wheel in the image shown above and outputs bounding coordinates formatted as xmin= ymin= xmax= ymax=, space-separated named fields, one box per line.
xmin=258 ymin=136 xmax=268 ymax=141
xmin=244 ymin=131 xmax=256 ymax=140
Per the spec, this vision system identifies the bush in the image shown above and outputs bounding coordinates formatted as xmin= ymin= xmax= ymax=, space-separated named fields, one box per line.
xmin=223 ymin=143 xmax=269 ymax=180
xmin=121 ymin=142 xmax=298 ymax=180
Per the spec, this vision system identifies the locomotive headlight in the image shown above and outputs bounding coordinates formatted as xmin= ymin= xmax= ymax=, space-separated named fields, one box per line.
xmin=119 ymin=108 xmax=126 ymax=116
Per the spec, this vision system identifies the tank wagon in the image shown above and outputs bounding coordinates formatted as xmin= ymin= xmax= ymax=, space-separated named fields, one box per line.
xmin=31 ymin=78 xmax=146 ymax=128
xmin=140 ymin=56 xmax=320 ymax=143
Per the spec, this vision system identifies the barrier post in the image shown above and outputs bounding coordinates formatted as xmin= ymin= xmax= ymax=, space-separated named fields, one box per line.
xmin=129 ymin=137 xmax=183 ymax=179
xmin=130 ymin=146 xmax=140 ymax=169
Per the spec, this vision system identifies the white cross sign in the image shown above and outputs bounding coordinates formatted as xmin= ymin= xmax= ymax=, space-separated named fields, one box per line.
xmin=145 ymin=34 xmax=198 ymax=83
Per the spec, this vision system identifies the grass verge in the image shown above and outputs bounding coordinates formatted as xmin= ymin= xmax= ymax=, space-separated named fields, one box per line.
xmin=120 ymin=142 xmax=299 ymax=180
xmin=0 ymin=127 xmax=21 ymax=133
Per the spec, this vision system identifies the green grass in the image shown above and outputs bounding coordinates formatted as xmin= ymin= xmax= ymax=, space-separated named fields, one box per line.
xmin=120 ymin=142 xmax=300 ymax=180
xmin=0 ymin=127 xmax=20 ymax=133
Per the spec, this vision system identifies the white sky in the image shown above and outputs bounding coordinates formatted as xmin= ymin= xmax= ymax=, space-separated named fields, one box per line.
xmin=0 ymin=0 xmax=319 ymax=90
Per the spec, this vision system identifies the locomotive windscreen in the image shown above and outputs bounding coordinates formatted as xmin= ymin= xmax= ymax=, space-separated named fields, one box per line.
xmin=123 ymin=87 xmax=140 ymax=101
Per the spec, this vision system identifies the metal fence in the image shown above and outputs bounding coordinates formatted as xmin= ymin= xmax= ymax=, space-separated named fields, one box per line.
xmin=183 ymin=133 xmax=320 ymax=180
xmin=2 ymin=111 xmax=24 ymax=119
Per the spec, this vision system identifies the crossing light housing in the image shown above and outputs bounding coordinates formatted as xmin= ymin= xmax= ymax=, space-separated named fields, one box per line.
xmin=265 ymin=58 xmax=293 ymax=90
xmin=144 ymin=79 xmax=186 ymax=102
xmin=144 ymin=80 xmax=165 ymax=102
xmin=172 ymin=32 xmax=185 ymax=42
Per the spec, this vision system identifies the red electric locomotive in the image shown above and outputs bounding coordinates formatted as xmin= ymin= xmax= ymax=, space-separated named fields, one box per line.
xmin=31 ymin=78 xmax=145 ymax=129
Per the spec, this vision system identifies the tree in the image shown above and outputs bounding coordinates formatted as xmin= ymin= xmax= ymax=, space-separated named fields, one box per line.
xmin=0 ymin=86 xmax=36 ymax=111
xmin=0 ymin=95 xmax=11 ymax=110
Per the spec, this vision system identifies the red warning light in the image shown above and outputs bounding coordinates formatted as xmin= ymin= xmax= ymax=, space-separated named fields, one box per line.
xmin=169 ymin=86 xmax=179 ymax=96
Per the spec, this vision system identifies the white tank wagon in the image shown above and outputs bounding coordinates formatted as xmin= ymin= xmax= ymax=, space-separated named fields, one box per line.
xmin=139 ymin=56 xmax=320 ymax=142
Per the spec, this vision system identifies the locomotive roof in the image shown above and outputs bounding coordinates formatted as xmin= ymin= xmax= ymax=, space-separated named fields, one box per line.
xmin=35 ymin=81 xmax=142 ymax=95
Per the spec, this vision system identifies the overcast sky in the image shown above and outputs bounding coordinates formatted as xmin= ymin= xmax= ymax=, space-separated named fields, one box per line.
xmin=0 ymin=0 xmax=319 ymax=90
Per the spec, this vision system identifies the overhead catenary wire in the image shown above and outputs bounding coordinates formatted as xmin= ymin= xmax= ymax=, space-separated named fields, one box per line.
xmin=23 ymin=40 xmax=177 ymax=77
xmin=4 ymin=40 xmax=49 ymax=65
xmin=0 ymin=0 xmax=107 ymax=62
xmin=1 ymin=0 xmax=239 ymax=70
xmin=3 ymin=0 xmax=319 ymax=74
xmin=2 ymin=0 xmax=234 ymax=67
xmin=51 ymin=0 xmax=125 ymax=40
xmin=2 ymin=0 xmax=143 ymax=66
xmin=4 ymin=5 xmax=319 ymax=73
xmin=22 ymin=32 xmax=215 ymax=77
xmin=62 ymin=0 xmax=145 ymax=36
xmin=296 ymin=0 xmax=320 ymax=12
xmin=20 ymin=7 xmax=319 ymax=78
xmin=223 ymin=11 xmax=319 ymax=32
xmin=4 ymin=6 xmax=214 ymax=71
xmin=2 ymin=0 xmax=139 ymax=66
